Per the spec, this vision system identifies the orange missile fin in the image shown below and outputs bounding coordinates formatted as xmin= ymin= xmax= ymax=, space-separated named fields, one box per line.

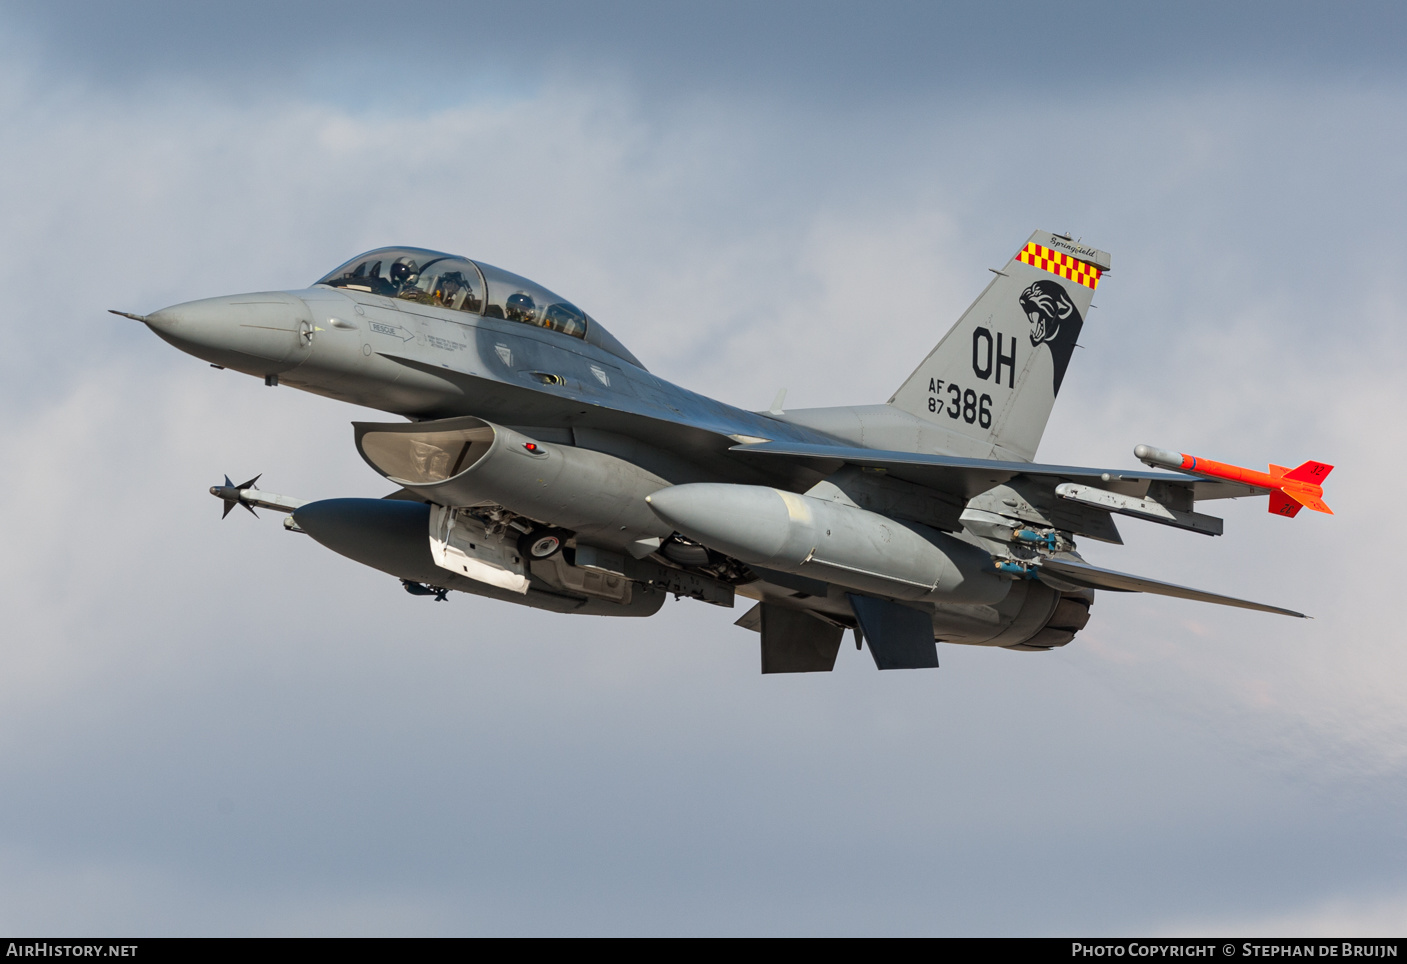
xmin=1280 ymin=484 xmax=1333 ymax=515
xmin=1268 ymin=490 xmax=1304 ymax=518
xmin=1283 ymin=460 xmax=1334 ymax=485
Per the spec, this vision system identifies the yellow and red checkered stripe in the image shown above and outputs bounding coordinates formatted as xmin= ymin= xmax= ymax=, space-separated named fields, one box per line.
xmin=1016 ymin=243 xmax=1102 ymax=290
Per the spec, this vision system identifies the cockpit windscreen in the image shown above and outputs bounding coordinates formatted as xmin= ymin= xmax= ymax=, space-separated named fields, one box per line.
xmin=316 ymin=247 xmax=589 ymax=342
xmin=316 ymin=248 xmax=485 ymax=312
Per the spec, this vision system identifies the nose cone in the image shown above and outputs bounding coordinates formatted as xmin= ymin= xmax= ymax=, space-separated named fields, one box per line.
xmin=146 ymin=291 xmax=313 ymax=373
xmin=645 ymin=484 xmax=793 ymax=561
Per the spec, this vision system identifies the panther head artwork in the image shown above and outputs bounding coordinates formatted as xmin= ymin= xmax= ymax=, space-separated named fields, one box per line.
xmin=1018 ymin=279 xmax=1085 ymax=396
xmin=1020 ymin=279 xmax=1077 ymax=347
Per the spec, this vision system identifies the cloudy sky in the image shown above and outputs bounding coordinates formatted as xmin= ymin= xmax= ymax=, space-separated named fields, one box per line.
xmin=1 ymin=1 xmax=1404 ymax=936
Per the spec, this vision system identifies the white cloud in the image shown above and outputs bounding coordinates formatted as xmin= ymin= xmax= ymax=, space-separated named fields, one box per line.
xmin=1164 ymin=892 xmax=1407 ymax=938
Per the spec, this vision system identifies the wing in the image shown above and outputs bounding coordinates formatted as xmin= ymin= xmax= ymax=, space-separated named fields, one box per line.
xmin=727 ymin=440 xmax=1258 ymax=501
xmin=1036 ymin=556 xmax=1305 ymax=618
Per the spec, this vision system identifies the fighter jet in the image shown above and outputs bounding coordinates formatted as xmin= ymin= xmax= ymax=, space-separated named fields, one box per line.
xmin=119 ymin=231 xmax=1332 ymax=673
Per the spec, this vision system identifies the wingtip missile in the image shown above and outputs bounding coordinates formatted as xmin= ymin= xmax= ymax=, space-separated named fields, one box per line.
xmin=208 ymin=475 xmax=309 ymax=519
xmin=211 ymin=474 xmax=262 ymax=518
xmin=1134 ymin=444 xmax=1333 ymax=518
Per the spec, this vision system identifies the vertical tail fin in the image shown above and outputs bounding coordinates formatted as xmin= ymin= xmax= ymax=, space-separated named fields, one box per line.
xmin=888 ymin=231 xmax=1110 ymax=461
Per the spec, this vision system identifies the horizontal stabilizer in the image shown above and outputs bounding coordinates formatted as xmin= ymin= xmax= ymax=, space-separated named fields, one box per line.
xmin=1036 ymin=557 xmax=1305 ymax=618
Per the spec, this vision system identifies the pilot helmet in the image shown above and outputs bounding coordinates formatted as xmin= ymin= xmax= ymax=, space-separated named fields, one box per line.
xmin=389 ymin=259 xmax=419 ymax=287
xmin=505 ymin=291 xmax=536 ymax=322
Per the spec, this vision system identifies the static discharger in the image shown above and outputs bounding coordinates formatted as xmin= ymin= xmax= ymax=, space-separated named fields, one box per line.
xmin=1134 ymin=444 xmax=1333 ymax=518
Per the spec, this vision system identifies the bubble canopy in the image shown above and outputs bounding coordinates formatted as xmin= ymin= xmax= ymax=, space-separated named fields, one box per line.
xmin=315 ymin=247 xmax=642 ymax=368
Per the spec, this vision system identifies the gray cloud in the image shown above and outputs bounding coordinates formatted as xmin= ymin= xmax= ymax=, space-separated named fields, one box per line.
xmin=5 ymin=1 xmax=1406 ymax=106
